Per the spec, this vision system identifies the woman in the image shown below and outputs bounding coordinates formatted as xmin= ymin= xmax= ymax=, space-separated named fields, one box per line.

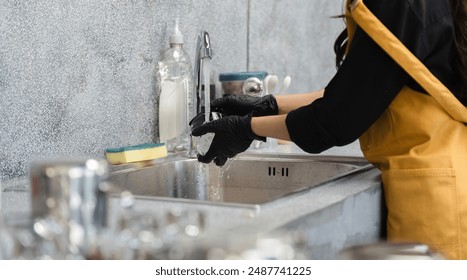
xmin=191 ymin=0 xmax=467 ymax=259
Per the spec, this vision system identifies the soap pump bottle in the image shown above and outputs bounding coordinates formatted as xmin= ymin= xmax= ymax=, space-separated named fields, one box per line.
xmin=157 ymin=18 xmax=194 ymax=152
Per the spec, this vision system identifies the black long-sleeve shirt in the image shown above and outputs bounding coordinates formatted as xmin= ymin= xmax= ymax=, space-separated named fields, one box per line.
xmin=286 ymin=0 xmax=464 ymax=153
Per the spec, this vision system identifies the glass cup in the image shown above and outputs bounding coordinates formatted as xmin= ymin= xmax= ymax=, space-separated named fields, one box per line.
xmin=190 ymin=112 xmax=223 ymax=156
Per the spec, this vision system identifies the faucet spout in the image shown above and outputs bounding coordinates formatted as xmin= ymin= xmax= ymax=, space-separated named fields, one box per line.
xmin=193 ymin=31 xmax=213 ymax=116
xmin=188 ymin=31 xmax=213 ymax=158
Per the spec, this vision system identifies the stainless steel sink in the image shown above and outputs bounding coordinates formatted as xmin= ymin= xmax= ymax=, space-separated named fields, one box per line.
xmin=108 ymin=153 xmax=371 ymax=206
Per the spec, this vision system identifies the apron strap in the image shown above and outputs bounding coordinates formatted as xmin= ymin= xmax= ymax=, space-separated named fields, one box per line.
xmin=349 ymin=0 xmax=467 ymax=123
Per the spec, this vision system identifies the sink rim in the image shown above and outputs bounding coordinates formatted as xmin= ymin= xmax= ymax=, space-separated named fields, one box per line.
xmin=109 ymin=151 xmax=370 ymax=174
xmin=108 ymin=152 xmax=373 ymax=208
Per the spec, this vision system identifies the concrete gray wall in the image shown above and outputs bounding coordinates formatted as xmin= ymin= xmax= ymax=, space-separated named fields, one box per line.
xmin=0 ymin=0 xmax=352 ymax=181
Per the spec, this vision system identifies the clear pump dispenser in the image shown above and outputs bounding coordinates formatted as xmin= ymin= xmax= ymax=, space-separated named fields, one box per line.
xmin=157 ymin=18 xmax=194 ymax=152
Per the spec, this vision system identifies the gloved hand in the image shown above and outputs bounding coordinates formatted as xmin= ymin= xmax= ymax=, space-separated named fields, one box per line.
xmin=191 ymin=114 xmax=265 ymax=166
xmin=210 ymin=94 xmax=279 ymax=117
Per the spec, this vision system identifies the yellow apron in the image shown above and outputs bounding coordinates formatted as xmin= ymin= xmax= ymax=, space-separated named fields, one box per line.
xmin=347 ymin=0 xmax=467 ymax=259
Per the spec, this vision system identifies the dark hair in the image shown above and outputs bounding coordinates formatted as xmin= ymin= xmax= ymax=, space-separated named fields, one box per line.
xmin=334 ymin=28 xmax=348 ymax=69
xmin=334 ymin=0 xmax=467 ymax=99
xmin=450 ymin=0 xmax=467 ymax=99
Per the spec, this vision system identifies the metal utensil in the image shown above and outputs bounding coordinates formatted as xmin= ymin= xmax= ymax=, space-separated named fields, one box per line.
xmin=242 ymin=77 xmax=263 ymax=96
xmin=30 ymin=158 xmax=109 ymax=256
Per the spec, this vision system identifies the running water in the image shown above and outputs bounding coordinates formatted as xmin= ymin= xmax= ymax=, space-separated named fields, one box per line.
xmin=211 ymin=157 xmax=235 ymax=201
xmin=192 ymin=58 xmax=215 ymax=156
xmin=203 ymin=58 xmax=211 ymax=123
xmin=218 ymin=157 xmax=235 ymax=179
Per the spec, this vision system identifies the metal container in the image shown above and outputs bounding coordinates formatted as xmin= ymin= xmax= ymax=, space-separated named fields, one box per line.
xmin=219 ymin=71 xmax=267 ymax=95
xmin=339 ymin=242 xmax=445 ymax=260
xmin=30 ymin=158 xmax=109 ymax=256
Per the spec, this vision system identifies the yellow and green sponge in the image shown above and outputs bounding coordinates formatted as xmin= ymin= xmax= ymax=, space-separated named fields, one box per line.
xmin=105 ymin=143 xmax=167 ymax=165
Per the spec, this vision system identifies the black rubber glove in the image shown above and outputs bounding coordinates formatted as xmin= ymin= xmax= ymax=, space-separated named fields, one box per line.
xmin=210 ymin=94 xmax=279 ymax=117
xmin=191 ymin=114 xmax=266 ymax=166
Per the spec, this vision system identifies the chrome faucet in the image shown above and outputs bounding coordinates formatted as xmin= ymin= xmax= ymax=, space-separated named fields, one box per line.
xmin=193 ymin=31 xmax=213 ymax=116
xmin=188 ymin=30 xmax=213 ymax=158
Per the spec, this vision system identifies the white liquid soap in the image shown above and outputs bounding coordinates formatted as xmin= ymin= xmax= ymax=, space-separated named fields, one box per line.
xmin=157 ymin=18 xmax=194 ymax=151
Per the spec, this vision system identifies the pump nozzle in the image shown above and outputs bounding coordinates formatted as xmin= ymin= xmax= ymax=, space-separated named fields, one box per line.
xmin=169 ymin=18 xmax=184 ymax=45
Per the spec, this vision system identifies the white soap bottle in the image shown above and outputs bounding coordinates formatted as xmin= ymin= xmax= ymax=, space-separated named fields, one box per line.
xmin=157 ymin=18 xmax=194 ymax=152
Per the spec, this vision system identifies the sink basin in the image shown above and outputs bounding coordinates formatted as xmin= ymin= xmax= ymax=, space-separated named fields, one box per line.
xmin=108 ymin=153 xmax=371 ymax=206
